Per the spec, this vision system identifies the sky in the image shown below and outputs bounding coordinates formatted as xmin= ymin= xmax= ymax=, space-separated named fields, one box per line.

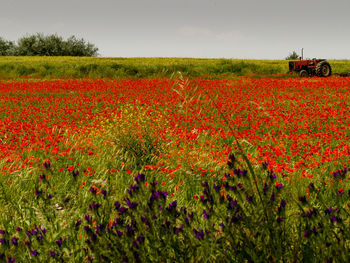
xmin=0 ymin=0 xmax=349 ymax=59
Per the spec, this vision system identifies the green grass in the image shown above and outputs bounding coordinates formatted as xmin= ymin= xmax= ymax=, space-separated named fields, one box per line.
xmin=1 ymin=56 xmax=349 ymax=79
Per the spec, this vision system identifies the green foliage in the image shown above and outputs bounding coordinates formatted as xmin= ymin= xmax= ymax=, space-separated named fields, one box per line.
xmin=1 ymin=33 xmax=98 ymax=57
xmin=0 ymin=37 xmax=16 ymax=56
xmin=286 ymin=51 xmax=300 ymax=60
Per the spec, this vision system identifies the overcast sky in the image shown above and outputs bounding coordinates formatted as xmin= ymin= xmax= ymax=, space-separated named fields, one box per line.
xmin=1 ymin=0 xmax=349 ymax=59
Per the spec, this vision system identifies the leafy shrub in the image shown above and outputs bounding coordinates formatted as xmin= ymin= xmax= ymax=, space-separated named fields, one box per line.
xmin=1 ymin=33 xmax=98 ymax=57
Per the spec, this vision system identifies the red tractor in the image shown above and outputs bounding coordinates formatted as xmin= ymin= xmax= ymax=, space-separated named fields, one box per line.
xmin=289 ymin=58 xmax=332 ymax=77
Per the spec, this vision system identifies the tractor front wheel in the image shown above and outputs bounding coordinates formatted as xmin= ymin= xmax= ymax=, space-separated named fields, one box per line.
xmin=300 ymin=70 xmax=309 ymax=77
xmin=316 ymin=61 xmax=332 ymax=77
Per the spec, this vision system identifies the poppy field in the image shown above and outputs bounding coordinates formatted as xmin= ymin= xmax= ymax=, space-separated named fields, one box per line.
xmin=0 ymin=75 xmax=350 ymax=262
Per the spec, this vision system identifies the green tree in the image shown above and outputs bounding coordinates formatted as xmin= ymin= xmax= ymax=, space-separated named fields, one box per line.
xmin=0 ymin=37 xmax=16 ymax=56
xmin=15 ymin=33 xmax=99 ymax=56
xmin=285 ymin=51 xmax=300 ymax=60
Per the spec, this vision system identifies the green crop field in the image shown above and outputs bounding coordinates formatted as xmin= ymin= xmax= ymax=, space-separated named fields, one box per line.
xmin=1 ymin=56 xmax=349 ymax=79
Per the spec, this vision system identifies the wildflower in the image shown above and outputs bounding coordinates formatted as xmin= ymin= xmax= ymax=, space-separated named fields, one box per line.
xmin=43 ymin=161 xmax=51 ymax=169
xmin=119 ymin=206 xmax=128 ymax=214
xmin=246 ymin=194 xmax=253 ymax=203
xmin=308 ymin=182 xmax=315 ymax=191
xmin=304 ymin=230 xmax=310 ymax=238
xmin=228 ymin=200 xmax=238 ymax=209
xmin=173 ymin=225 xmax=184 ymax=234
xmin=114 ymin=201 xmax=121 ymax=210
xmin=269 ymin=173 xmax=276 ymax=182
xmin=75 ymin=219 xmax=82 ymax=227
xmin=298 ymin=196 xmax=307 ymax=203
xmin=31 ymin=250 xmax=40 ymax=256
xmin=89 ymin=187 xmax=97 ymax=194
xmin=56 ymin=237 xmax=64 ymax=247
xmin=263 ymin=183 xmax=269 ymax=194
xmin=126 ymin=225 xmax=134 ymax=237
xmin=167 ymin=200 xmax=177 ymax=212
xmin=84 ymin=226 xmax=92 ymax=233
xmin=325 ymin=206 xmax=334 ymax=214
xmin=275 ymin=182 xmax=283 ymax=190
xmin=49 ymin=251 xmax=56 ymax=257
xmin=277 ymin=217 xmax=283 ymax=223
xmin=101 ymin=189 xmax=107 ymax=197
xmin=262 ymin=161 xmax=269 ymax=169
xmin=89 ymin=202 xmax=101 ymax=211
xmin=0 ymin=230 xmax=5 ymax=235
xmin=213 ymin=184 xmax=220 ymax=192
xmin=7 ymin=258 xmax=15 ymax=263
xmin=203 ymin=210 xmax=210 ymax=219
xmin=15 ymin=227 xmax=22 ymax=232
xmin=337 ymin=188 xmax=344 ymax=195
xmin=85 ymin=215 xmax=92 ymax=223
xmin=280 ymin=199 xmax=286 ymax=208
xmin=227 ymin=154 xmax=235 ymax=168
xmin=193 ymin=228 xmax=205 ymax=240
xmin=11 ymin=237 xmax=18 ymax=245
xmin=134 ymin=173 xmax=145 ymax=184
xmin=126 ymin=199 xmax=138 ymax=209
xmin=72 ymin=170 xmax=79 ymax=178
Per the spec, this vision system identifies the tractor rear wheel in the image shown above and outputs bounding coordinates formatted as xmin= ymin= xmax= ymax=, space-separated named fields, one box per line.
xmin=300 ymin=70 xmax=309 ymax=77
xmin=316 ymin=61 xmax=332 ymax=77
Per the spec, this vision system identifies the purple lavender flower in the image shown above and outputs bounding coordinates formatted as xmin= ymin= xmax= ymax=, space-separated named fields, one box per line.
xmin=101 ymin=189 xmax=107 ymax=197
xmin=193 ymin=228 xmax=204 ymax=240
xmin=7 ymin=258 xmax=15 ymax=263
xmin=114 ymin=201 xmax=121 ymax=210
xmin=269 ymin=173 xmax=276 ymax=182
xmin=84 ymin=226 xmax=92 ymax=233
xmin=246 ymin=194 xmax=253 ymax=202
xmin=304 ymin=230 xmax=310 ymax=238
xmin=325 ymin=206 xmax=334 ymax=215
xmin=126 ymin=199 xmax=138 ymax=209
xmin=31 ymin=250 xmax=39 ymax=256
xmin=56 ymin=237 xmax=65 ymax=247
xmin=203 ymin=209 xmax=210 ymax=219
xmin=298 ymin=196 xmax=307 ymax=203
xmin=76 ymin=219 xmax=82 ymax=227
xmin=89 ymin=202 xmax=101 ymax=211
xmin=43 ymin=161 xmax=50 ymax=169
xmin=173 ymin=225 xmax=184 ymax=234
xmin=72 ymin=170 xmax=79 ymax=178
xmin=263 ymin=183 xmax=269 ymax=194
xmin=213 ymin=184 xmax=220 ymax=192
xmin=49 ymin=251 xmax=56 ymax=257
xmin=280 ymin=199 xmax=286 ymax=208
xmin=134 ymin=173 xmax=145 ymax=184
xmin=119 ymin=206 xmax=128 ymax=214
xmin=0 ymin=238 xmax=7 ymax=244
xmin=16 ymin=227 xmax=22 ymax=232
xmin=126 ymin=225 xmax=134 ymax=237
xmin=89 ymin=187 xmax=97 ymax=194
xmin=85 ymin=215 xmax=92 ymax=223
xmin=228 ymin=200 xmax=238 ymax=209
xmin=11 ymin=237 xmax=18 ymax=245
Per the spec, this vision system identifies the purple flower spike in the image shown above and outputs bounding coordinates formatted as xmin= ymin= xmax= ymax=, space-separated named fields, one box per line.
xmin=203 ymin=210 xmax=210 ymax=219
xmin=134 ymin=173 xmax=145 ymax=184
xmin=193 ymin=228 xmax=205 ymax=240
xmin=11 ymin=237 xmax=19 ymax=245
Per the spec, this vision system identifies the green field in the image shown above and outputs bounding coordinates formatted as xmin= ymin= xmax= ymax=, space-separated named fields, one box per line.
xmin=1 ymin=56 xmax=350 ymax=79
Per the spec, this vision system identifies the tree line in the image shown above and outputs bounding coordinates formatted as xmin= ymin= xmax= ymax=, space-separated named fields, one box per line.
xmin=0 ymin=33 xmax=98 ymax=56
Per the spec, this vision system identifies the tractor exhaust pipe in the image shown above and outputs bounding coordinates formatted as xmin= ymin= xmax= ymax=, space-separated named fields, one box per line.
xmin=301 ymin=48 xmax=303 ymax=60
